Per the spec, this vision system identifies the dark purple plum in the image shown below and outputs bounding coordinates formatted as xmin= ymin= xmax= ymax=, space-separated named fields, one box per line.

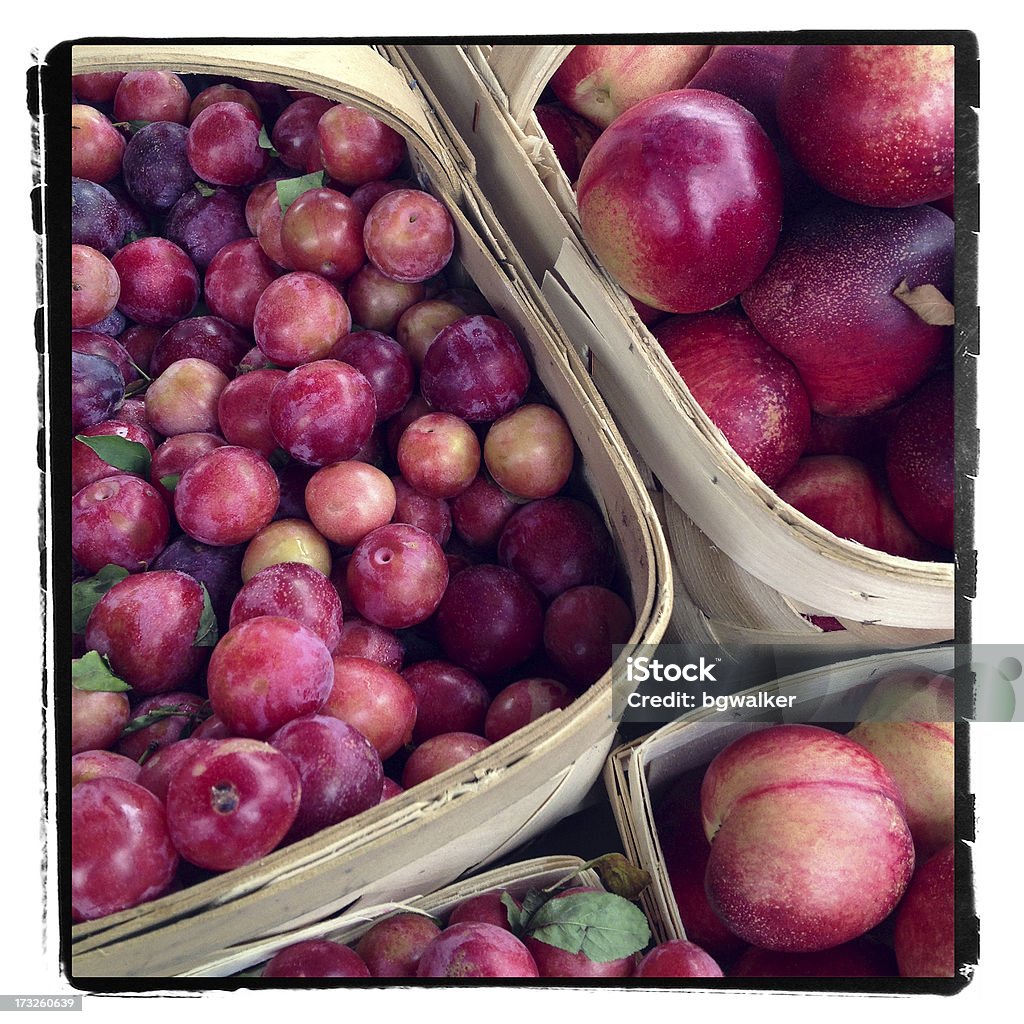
xmin=273 ymin=461 xmax=317 ymax=522
xmin=238 ymin=78 xmax=292 ymax=122
xmin=149 ymin=315 xmax=251 ymax=379
xmin=434 ymin=564 xmax=543 ymax=678
xmin=85 ymin=307 xmax=128 ymax=338
xmin=164 ymin=185 xmax=250 ymax=269
xmin=150 ymin=535 xmax=246 ymax=632
xmin=72 ymin=351 xmax=124 ymax=433
xmin=420 ymin=315 xmax=531 ymax=423
xmin=741 ymin=201 xmax=954 ymax=416
xmin=450 ymin=473 xmax=519 ymax=551
xmin=330 ymin=330 xmax=414 ymax=422
xmin=497 ymin=497 xmax=616 ymax=601
xmin=71 ymin=331 xmax=141 ymax=386
xmin=401 ymin=659 xmax=490 ymax=742
xmin=543 ymin=585 xmax=635 ymax=689
xmin=71 ymin=177 xmax=124 ymax=255
xmin=105 ymin=181 xmax=151 ymax=240
xmin=269 ymin=714 xmax=383 ymax=840
xmin=122 ymin=121 xmax=196 ymax=212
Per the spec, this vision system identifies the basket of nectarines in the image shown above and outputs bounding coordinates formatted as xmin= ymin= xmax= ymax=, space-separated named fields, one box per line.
xmin=404 ymin=40 xmax=969 ymax=643
xmin=603 ymin=647 xmax=966 ymax=989
xmin=62 ymin=41 xmax=672 ymax=979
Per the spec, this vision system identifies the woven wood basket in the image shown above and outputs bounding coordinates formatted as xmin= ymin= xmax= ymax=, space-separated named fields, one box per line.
xmin=189 ymin=855 xmax=603 ymax=979
xmin=402 ymin=43 xmax=960 ymax=639
xmin=602 ymin=646 xmax=960 ymax=956
xmin=60 ymin=41 xmax=671 ymax=979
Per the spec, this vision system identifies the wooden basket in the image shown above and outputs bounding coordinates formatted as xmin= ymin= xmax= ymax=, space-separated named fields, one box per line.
xmin=402 ymin=43 xmax=958 ymax=637
xmin=602 ymin=647 xmax=959 ymax=953
xmin=186 ymin=855 xmax=602 ymax=978
xmin=59 ymin=42 xmax=672 ymax=979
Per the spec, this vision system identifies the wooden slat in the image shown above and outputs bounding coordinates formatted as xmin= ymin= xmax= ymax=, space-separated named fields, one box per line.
xmin=480 ymin=44 xmax=573 ymax=126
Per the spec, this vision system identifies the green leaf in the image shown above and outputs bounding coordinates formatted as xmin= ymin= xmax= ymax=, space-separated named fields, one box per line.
xmin=524 ymin=891 xmax=651 ymax=963
xmin=72 ymin=564 xmax=129 ymax=633
xmin=75 ymin=433 xmax=151 ymax=477
xmin=72 ymin=650 xmax=130 ymax=692
xmin=159 ymin=474 xmax=180 ymax=493
xmin=194 ymin=181 xmax=217 ymax=197
xmin=501 ymin=891 xmax=528 ymax=934
xmin=121 ymin=703 xmax=206 ymax=737
xmin=258 ymin=125 xmax=280 ymax=157
xmin=193 ymin=584 xmax=219 ymax=648
xmin=517 ymin=888 xmax=549 ymax=926
xmin=276 ymin=171 xmax=325 ymax=215
xmin=113 ymin=119 xmax=151 ymax=136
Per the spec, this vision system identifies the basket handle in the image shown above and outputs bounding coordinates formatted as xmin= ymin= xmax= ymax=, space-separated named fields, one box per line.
xmin=482 ymin=44 xmax=573 ymax=128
